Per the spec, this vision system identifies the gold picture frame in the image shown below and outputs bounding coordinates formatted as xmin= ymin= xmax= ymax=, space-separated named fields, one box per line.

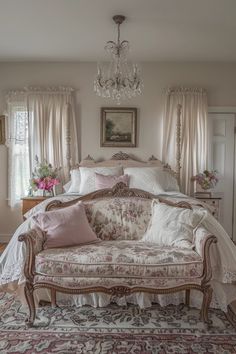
xmin=0 ymin=115 xmax=6 ymax=145
xmin=101 ymin=107 xmax=137 ymax=147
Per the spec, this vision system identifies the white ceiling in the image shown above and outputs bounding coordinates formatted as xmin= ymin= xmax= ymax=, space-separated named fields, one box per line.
xmin=0 ymin=0 xmax=236 ymax=62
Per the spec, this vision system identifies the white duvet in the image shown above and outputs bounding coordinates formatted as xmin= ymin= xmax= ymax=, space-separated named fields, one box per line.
xmin=1 ymin=191 xmax=236 ymax=311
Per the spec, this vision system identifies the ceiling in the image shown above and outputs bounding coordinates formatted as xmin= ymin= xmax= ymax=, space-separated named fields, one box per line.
xmin=0 ymin=0 xmax=236 ymax=62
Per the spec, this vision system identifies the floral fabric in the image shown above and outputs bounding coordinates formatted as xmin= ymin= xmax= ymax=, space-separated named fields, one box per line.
xmin=84 ymin=197 xmax=152 ymax=240
xmin=34 ymin=274 xmax=202 ymax=289
xmin=35 ymin=240 xmax=203 ymax=279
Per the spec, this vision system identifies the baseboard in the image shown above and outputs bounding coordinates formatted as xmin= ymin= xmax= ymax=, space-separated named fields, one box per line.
xmin=0 ymin=234 xmax=11 ymax=243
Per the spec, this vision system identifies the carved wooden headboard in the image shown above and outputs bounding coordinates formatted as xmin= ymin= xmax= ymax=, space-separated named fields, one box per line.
xmin=75 ymin=151 xmax=178 ymax=181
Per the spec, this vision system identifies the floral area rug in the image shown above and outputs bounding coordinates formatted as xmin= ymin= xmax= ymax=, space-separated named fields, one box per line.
xmin=0 ymin=293 xmax=235 ymax=354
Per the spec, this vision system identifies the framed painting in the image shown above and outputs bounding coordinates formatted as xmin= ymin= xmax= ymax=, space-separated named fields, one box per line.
xmin=0 ymin=115 xmax=5 ymax=145
xmin=101 ymin=107 xmax=137 ymax=147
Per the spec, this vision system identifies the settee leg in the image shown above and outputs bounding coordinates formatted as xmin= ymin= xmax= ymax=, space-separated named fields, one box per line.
xmin=185 ymin=289 xmax=190 ymax=307
xmin=200 ymin=286 xmax=213 ymax=325
xmin=51 ymin=289 xmax=57 ymax=307
xmin=24 ymin=281 xmax=36 ymax=327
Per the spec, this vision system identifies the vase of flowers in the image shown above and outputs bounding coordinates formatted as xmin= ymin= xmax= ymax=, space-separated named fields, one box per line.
xmin=29 ymin=156 xmax=60 ymax=197
xmin=192 ymin=170 xmax=219 ymax=195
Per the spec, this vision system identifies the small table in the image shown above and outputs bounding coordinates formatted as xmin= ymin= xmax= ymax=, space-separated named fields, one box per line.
xmin=194 ymin=195 xmax=221 ymax=221
xmin=21 ymin=196 xmax=49 ymax=218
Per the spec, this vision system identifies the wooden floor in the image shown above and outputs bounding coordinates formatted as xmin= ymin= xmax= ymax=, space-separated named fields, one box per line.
xmin=0 ymin=243 xmax=7 ymax=253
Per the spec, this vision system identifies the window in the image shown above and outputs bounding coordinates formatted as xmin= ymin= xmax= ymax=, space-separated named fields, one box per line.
xmin=7 ymin=88 xmax=79 ymax=208
xmin=7 ymin=99 xmax=30 ymax=207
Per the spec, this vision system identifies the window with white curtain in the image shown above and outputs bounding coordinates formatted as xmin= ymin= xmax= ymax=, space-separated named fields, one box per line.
xmin=6 ymin=96 xmax=30 ymax=207
xmin=6 ymin=87 xmax=79 ymax=208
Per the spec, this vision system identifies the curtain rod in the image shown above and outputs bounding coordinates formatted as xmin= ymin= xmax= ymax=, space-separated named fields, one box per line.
xmin=7 ymin=86 xmax=78 ymax=96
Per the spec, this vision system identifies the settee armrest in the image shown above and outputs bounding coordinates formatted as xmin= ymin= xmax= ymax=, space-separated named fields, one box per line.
xmin=18 ymin=227 xmax=46 ymax=282
xmin=194 ymin=227 xmax=217 ymax=259
xmin=194 ymin=226 xmax=217 ymax=284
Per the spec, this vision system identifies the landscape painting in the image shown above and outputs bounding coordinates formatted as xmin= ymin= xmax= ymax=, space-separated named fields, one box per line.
xmin=101 ymin=108 xmax=137 ymax=147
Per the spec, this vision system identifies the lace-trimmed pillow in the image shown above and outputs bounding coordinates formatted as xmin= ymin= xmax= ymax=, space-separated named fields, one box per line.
xmin=67 ymin=169 xmax=80 ymax=194
xmin=123 ymin=167 xmax=164 ymax=195
xmin=142 ymin=200 xmax=207 ymax=248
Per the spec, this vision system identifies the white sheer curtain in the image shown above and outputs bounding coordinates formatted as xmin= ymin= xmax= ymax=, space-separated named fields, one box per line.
xmin=162 ymin=88 xmax=208 ymax=195
xmin=6 ymin=93 xmax=30 ymax=208
xmin=6 ymin=88 xmax=79 ymax=207
xmin=27 ymin=89 xmax=78 ymax=183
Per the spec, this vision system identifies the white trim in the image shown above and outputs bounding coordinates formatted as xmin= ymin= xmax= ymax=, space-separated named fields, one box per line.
xmin=0 ymin=234 xmax=11 ymax=243
xmin=208 ymin=107 xmax=236 ymax=241
xmin=208 ymin=106 xmax=236 ymax=113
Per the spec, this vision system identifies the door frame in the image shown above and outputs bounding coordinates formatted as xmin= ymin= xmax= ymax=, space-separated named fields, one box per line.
xmin=208 ymin=107 xmax=236 ymax=241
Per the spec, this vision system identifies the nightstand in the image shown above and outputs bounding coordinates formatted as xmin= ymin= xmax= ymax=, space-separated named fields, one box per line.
xmin=21 ymin=196 xmax=49 ymax=218
xmin=194 ymin=195 xmax=221 ymax=220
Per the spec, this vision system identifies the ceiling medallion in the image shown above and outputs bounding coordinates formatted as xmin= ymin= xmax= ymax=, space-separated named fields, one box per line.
xmin=94 ymin=15 xmax=143 ymax=105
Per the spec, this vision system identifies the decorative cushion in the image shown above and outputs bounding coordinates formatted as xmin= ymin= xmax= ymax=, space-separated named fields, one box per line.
xmin=63 ymin=180 xmax=72 ymax=193
xmin=95 ymin=173 xmax=129 ymax=190
xmin=84 ymin=197 xmax=152 ymax=240
xmin=142 ymin=200 xmax=207 ymax=248
xmin=33 ymin=202 xmax=100 ymax=249
xmin=35 ymin=240 xmax=203 ymax=279
xmin=124 ymin=167 xmax=164 ymax=195
xmin=79 ymin=166 xmax=123 ymax=195
xmin=155 ymin=169 xmax=179 ymax=192
xmin=67 ymin=169 xmax=80 ymax=193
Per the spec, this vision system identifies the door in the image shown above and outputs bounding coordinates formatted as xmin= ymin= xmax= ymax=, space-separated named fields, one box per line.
xmin=208 ymin=113 xmax=235 ymax=238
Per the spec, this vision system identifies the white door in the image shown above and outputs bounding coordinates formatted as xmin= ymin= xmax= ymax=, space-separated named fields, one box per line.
xmin=208 ymin=113 xmax=235 ymax=238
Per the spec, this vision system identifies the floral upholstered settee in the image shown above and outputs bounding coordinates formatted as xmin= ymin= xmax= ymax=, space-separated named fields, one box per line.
xmin=19 ymin=183 xmax=216 ymax=326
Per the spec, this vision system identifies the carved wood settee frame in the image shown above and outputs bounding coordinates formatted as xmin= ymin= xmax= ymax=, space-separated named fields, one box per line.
xmin=19 ymin=183 xmax=217 ymax=327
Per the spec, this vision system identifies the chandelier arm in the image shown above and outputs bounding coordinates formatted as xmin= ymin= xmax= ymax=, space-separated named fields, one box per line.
xmin=106 ymin=41 xmax=117 ymax=46
xmin=120 ymin=40 xmax=129 ymax=46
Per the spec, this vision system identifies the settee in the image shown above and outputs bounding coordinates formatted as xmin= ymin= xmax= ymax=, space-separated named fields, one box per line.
xmin=19 ymin=182 xmax=217 ymax=327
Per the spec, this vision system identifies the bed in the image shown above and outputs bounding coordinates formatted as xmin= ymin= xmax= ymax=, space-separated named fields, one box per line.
xmin=0 ymin=150 xmax=236 ymax=324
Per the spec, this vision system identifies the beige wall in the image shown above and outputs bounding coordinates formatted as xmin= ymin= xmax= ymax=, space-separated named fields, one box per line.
xmin=0 ymin=61 xmax=236 ymax=239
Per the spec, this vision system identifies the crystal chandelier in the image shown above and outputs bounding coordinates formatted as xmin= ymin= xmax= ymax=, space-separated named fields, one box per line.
xmin=94 ymin=15 xmax=143 ymax=104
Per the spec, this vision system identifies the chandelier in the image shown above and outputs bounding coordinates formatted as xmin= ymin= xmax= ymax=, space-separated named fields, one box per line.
xmin=94 ymin=15 xmax=143 ymax=104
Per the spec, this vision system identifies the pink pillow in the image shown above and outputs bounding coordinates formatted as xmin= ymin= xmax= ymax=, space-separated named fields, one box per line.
xmin=33 ymin=202 xmax=100 ymax=249
xmin=95 ymin=173 xmax=130 ymax=190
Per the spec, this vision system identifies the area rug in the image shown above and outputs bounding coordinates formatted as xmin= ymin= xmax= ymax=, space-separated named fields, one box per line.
xmin=0 ymin=293 xmax=235 ymax=353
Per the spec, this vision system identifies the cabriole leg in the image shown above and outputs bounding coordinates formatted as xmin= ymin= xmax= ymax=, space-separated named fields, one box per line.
xmin=24 ymin=282 xmax=36 ymax=326
xmin=51 ymin=289 xmax=57 ymax=308
xmin=185 ymin=289 xmax=190 ymax=307
xmin=200 ymin=286 xmax=213 ymax=325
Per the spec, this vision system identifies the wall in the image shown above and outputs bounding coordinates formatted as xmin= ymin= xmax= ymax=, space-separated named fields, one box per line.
xmin=0 ymin=61 xmax=236 ymax=239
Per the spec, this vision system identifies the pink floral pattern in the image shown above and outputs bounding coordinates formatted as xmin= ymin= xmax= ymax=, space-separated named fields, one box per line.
xmin=34 ymin=274 xmax=202 ymax=289
xmin=35 ymin=240 xmax=203 ymax=279
xmin=84 ymin=197 xmax=152 ymax=240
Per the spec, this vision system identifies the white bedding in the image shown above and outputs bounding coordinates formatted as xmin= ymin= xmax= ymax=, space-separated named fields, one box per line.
xmin=1 ymin=191 xmax=236 ymax=311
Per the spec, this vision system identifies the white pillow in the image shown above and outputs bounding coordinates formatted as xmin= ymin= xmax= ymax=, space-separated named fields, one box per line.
xmin=63 ymin=180 xmax=72 ymax=193
xmin=67 ymin=169 xmax=81 ymax=193
xmin=79 ymin=166 xmax=123 ymax=195
xmin=156 ymin=170 xmax=179 ymax=192
xmin=142 ymin=200 xmax=207 ymax=248
xmin=124 ymin=167 xmax=164 ymax=195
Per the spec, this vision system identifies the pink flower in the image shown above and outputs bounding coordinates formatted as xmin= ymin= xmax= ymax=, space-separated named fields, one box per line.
xmin=37 ymin=177 xmax=60 ymax=191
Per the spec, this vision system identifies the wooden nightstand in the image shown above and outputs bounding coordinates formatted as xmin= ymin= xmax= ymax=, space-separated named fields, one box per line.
xmin=194 ymin=195 xmax=221 ymax=220
xmin=21 ymin=196 xmax=49 ymax=218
